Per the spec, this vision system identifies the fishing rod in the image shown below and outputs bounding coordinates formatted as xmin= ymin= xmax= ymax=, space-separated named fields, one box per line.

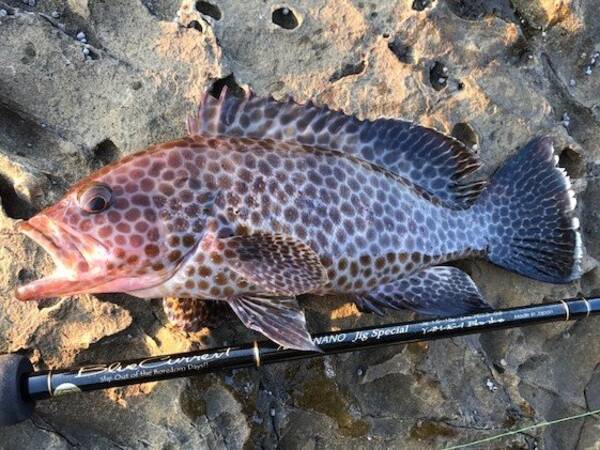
xmin=1 ymin=296 xmax=598 ymax=427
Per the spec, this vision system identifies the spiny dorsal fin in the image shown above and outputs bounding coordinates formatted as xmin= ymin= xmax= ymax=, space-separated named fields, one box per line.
xmin=187 ymin=88 xmax=485 ymax=209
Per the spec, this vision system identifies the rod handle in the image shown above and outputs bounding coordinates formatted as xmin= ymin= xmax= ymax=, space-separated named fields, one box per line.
xmin=0 ymin=354 xmax=35 ymax=426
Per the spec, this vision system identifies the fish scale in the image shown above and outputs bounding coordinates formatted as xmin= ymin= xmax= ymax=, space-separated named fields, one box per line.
xmin=128 ymin=135 xmax=481 ymax=301
xmin=15 ymin=90 xmax=581 ymax=351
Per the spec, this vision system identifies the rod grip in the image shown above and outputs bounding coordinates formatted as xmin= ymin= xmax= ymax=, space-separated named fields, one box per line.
xmin=0 ymin=354 xmax=35 ymax=426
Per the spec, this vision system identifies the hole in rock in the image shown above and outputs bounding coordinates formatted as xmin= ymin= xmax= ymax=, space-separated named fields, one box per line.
xmin=20 ymin=43 xmax=36 ymax=65
xmin=329 ymin=61 xmax=366 ymax=82
xmin=209 ymin=74 xmax=245 ymax=99
xmin=558 ymin=147 xmax=584 ymax=179
xmin=446 ymin=0 xmax=514 ymax=21
xmin=92 ymin=139 xmax=120 ymax=167
xmin=272 ymin=7 xmax=300 ymax=30
xmin=429 ymin=62 xmax=448 ymax=91
xmin=387 ymin=38 xmax=413 ymax=64
xmin=195 ymin=1 xmax=221 ymax=20
xmin=18 ymin=268 xmax=35 ymax=284
xmin=451 ymin=123 xmax=478 ymax=148
xmin=507 ymin=36 xmax=532 ymax=66
xmin=0 ymin=174 xmax=36 ymax=219
xmin=187 ymin=20 xmax=203 ymax=32
xmin=37 ymin=298 xmax=61 ymax=310
xmin=412 ymin=0 xmax=433 ymax=11
xmin=492 ymin=363 xmax=505 ymax=374
xmin=85 ymin=48 xmax=100 ymax=60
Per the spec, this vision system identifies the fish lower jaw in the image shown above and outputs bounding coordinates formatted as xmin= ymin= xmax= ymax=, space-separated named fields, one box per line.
xmin=15 ymin=267 xmax=106 ymax=301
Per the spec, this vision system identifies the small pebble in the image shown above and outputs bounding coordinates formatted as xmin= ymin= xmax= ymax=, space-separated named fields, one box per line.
xmin=585 ymin=66 xmax=592 ymax=76
xmin=438 ymin=77 xmax=446 ymax=84
xmin=0 ymin=9 xmax=7 ymax=17
xmin=569 ymin=79 xmax=576 ymax=87
xmin=323 ymin=358 xmax=335 ymax=378
xmin=357 ymin=368 xmax=363 ymax=376
xmin=51 ymin=11 xmax=60 ymax=18
xmin=442 ymin=66 xmax=449 ymax=74
xmin=76 ymin=31 xmax=86 ymax=41
xmin=270 ymin=408 xmax=276 ymax=417
xmin=485 ymin=378 xmax=498 ymax=392
xmin=541 ymin=31 xmax=547 ymax=37
xmin=82 ymin=47 xmax=90 ymax=56
xmin=22 ymin=0 xmax=35 ymax=6
xmin=500 ymin=358 xmax=507 ymax=367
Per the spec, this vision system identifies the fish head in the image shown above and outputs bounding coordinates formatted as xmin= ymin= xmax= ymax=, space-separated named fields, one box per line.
xmin=16 ymin=145 xmax=211 ymax=301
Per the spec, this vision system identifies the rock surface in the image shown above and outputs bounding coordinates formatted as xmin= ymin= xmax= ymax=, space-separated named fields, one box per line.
xmin=0 ymin=0 xmax=599 ymax=448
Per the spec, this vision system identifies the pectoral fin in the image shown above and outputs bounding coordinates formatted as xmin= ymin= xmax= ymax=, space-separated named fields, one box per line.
xmin=356 ymin=266 xmax=492 ymax=316
xmin=221 ymin=233 xmax=328 ymax=295
xmin=228 ymin=295 xmax=320 ymax=352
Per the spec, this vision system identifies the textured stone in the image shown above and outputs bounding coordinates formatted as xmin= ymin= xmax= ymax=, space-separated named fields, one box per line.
xmin=1 ymin=0 xmax=599 ymax=449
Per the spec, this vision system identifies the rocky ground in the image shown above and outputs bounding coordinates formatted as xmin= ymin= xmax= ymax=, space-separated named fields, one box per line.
xmin=0 ymin=0 xmax=599 ymax=448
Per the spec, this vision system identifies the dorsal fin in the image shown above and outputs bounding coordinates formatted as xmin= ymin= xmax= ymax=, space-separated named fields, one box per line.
xmin=187 ymin=88 xmax=485 ymax=208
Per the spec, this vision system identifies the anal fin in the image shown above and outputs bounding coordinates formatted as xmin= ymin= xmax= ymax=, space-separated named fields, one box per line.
xmin=228 ymin=295 xmax=320 ymax=352
xmin=356 ymin=266 xmax=492 ymax=317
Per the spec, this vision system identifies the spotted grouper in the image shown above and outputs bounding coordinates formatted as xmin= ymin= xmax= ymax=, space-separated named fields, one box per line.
xmin=15 ymin=89 xmax=582 ymax=350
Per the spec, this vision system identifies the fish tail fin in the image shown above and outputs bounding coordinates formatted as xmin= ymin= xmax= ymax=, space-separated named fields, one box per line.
xmin=475 ymin=137 xmax=582 ymax=283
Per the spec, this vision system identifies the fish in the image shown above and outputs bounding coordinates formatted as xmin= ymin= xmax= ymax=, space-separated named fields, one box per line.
xmin=14 ymin=88 xmax=582 ymax=351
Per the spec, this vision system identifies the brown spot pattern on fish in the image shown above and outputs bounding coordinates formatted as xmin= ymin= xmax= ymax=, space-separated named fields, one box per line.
xmin=163 ymin=297 xmax=224 ymax=332
xmin=135 ymin=135 xmax=474 ymax=304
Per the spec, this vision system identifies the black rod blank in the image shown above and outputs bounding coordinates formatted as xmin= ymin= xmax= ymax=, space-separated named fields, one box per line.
xmin=23 ymin=297 xmax=599 ymax=402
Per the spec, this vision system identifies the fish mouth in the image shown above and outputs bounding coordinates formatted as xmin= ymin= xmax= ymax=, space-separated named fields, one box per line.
xmin=15 ymin=215 xmax=111 ymax=301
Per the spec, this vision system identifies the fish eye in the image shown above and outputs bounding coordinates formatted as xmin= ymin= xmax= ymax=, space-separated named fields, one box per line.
xmin=78 ymin=183 xmax=113 ymax=214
